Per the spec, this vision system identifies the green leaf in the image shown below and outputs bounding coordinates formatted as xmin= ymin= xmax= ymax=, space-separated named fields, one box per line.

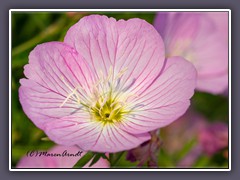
xmin=193 ymin=155 xmax=210 ymax=168
xmin=192 ymin=92 xmax=229 ymax=121
xmin=111 ymin=151 xmax=138 ymax=168
xmin=89 ymin=153 xmax=102 ymax=167
xmin=73 ymin=152 xmax=95 ymax=168
xmin=111 ymin=151 xmax=124 ymax=167
xmin=176 ymin=138 xmax=197 ymax=162
xmin=158 ymin=149 xmax=175 ymax=168
xmin=99 ymin=153 xmax=109 ymax=161
xmin=109 ymin=153 xmax=113 ymax=163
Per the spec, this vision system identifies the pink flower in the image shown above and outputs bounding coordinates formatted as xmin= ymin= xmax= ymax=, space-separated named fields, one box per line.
xmin=160 ymin=110 xmax=207 ymax=155
xmin=19 ymin=15 xmax=197 ymax=153
xmin=154 ymin=12 xmax=228 ymax=94
xmin=198 ymin=122 xmax=228 ymax=156
xmin=17 ymin=145 xmax=109 ymax=168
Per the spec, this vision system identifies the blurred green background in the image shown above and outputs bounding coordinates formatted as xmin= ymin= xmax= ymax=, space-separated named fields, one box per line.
xmin=11 ymin=11 xmax=229 ymax=168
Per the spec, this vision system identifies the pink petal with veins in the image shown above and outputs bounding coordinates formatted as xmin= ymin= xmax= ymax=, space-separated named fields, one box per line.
xmin=19 ymin=15 xmax=197 ymax=153
xmin=154 ymin=12 xmax=228 ymax=94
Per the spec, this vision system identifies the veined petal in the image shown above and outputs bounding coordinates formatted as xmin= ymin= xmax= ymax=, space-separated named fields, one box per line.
xmin=90 ymin=123 xmax=151 ymax=153
xmin=19 ymin=15 xmax=198 ymax=153
xmin=19 ymin=42 xmax=95 ymax=129
xmin=44 ymin=119 xmax=103 ymax=149
xmin=186 ymin=26 xmax=228 ymax=94
xmin=44 ymin=118 xmax=150 ymax=153
xmin=154 ymin=12 xmax=228 ymax=94
xmin=64 ymin=15 xmax=165 ymax=94
xmin=119 ymin=57 xmax=197 ymax=134
xmin=154 ymin=12 xmax=201 ymax=56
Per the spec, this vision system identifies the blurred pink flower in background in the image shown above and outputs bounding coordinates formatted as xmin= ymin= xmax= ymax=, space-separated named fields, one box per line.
xmin=161 ymin=110 xmax=207 ymax=155
xmin=161 ymin=110 xmax=228 ymax=167
xmin=17 ymin=145 xmax=109 ymax=168
xmin=177 ymin=121 xmax=228 ymax=167
xmin=19 ymin=15 xmax=197 ymax=153
xmin=198 ymin=122 xmax=228 ymax=156
xmin=207 ymin=12 xmax=228 ymax=43
xmin=154 ymin=12 xmax=228 ymax=94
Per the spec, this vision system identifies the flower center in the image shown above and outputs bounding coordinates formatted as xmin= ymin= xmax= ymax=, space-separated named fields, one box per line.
xmin=60 ymin=66 xmax=141 ymax=124
xmin=90 ymin=95 xmax=124 ymax=123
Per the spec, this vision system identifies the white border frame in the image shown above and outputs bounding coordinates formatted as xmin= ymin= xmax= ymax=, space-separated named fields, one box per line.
xmin=9 ymin=9 xmax=231 ymax=172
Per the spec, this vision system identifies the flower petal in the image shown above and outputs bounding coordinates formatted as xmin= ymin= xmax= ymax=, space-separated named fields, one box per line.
xmin=207 ymin=12 xmax=228 ymax=43
xmin=189 ymin=33 xmax=228 ymax=94
xmin=44 ymin=118 xmax=103 ymax=149
xmin=197 ymin=71 xmax=228 ymax=93
xmin=19 ymin=42 xmax=94 ymax=129
xmin=44 ymin=118 xmax=150 ymax=153
xmin=119 ymin=56 xmax=197 ymax=134
xmin=90 ymin=123 xmax=151 ymax=153
xmin=64 ymin=15 xmax=165 ymax=94
xmin=154 ymin=12 xmax=201 ymax=56
xmin=154 ymin=12 xmax=228 ymax=94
